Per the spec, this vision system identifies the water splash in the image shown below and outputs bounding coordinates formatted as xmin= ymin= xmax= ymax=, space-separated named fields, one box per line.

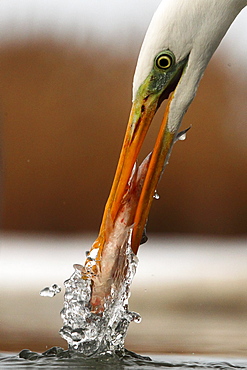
xmin=40 ymin=284 xmax=61 ymax=298
xmin=59 ymin=240 xmax=140 ymax=357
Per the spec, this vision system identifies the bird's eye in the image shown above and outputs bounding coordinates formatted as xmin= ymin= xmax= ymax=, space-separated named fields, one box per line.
xmin=155 ymin=51 xmax=175 ymax=70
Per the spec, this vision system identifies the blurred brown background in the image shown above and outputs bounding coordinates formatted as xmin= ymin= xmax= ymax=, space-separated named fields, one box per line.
xmin=1 ymin=37 xmax=246 ymax=237
xmin=1 ymin=2 xmax=247 ymax=358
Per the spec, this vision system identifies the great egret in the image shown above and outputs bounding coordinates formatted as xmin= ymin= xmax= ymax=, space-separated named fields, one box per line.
xmin=84 ymin=0 xmax=247 ymax=312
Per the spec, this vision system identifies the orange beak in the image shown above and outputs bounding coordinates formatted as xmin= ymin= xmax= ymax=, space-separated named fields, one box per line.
xmin=85 ymin=54 xmax=189 ymax=312
xmin=90 ymin=53 xmax=189 ymax=260
xmin=97 ymin=92 xmax=176 ymax=255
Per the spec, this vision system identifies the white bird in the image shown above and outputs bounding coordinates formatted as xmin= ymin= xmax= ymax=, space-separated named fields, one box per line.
xmin=84 ymin=0 xmax=247 ymax=312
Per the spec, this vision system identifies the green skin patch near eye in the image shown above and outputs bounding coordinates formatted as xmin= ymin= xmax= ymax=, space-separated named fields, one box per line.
xmin=136 ymin=50 xmax=187 ymax=99
xmin=132 ymin=50 xmax=188 ymax=127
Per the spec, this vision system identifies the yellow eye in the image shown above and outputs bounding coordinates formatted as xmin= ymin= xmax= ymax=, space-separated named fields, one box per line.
xmin=155 ymin=51 xmax=175 ymax=70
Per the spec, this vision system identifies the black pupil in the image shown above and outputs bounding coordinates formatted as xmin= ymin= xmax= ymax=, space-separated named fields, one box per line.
xmin=159 ymin=56 xmax=170 ymax=68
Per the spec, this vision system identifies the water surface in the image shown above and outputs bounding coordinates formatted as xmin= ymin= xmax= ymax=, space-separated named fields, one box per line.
xmin=1 ymin=349 xmax=247 ymax=369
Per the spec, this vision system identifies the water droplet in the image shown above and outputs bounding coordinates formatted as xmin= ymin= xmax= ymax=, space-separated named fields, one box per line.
xmin=40 ymin=283 xmax=61 ymax=297
xmin=134 ymin=315 xmax=142 ymax=324
xmin=87 ymin=248 xmax=99 ymax=260
xmin=176 ymin=126 xmax=191 ymax=142
xmin=178 ymin=132 xmax=187 ymax=140
xmin=153 ymin=190 xmax=160 ymax=200
xmin=71 ymin=328 xmax=85 ymax=342
xmin=73 ymin=264 xmax=83 ymax=272
xmin=128 ymin=311 xmax=142 ymax=323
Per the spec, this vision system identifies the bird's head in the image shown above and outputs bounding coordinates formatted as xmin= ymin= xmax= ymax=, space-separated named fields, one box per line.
xmin=100 ymin=0 xmax=246 ymax=254
xmin=133 ymin=0 xmax=246 ymax=131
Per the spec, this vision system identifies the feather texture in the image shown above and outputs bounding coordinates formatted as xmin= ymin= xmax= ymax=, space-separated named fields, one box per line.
xmin=133 ymin=0 xmax=247 ymax=102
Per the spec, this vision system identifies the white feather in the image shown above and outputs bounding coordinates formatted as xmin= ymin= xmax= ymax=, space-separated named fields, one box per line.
xmin=133 ymin=0 xmax=247 ymax=105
